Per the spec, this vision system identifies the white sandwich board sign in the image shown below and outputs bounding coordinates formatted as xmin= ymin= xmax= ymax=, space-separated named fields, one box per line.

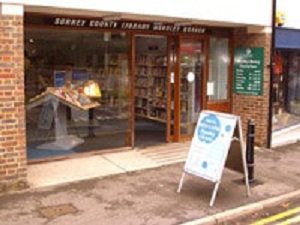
xmin=177 ymin=110 xmax=250 ymax=207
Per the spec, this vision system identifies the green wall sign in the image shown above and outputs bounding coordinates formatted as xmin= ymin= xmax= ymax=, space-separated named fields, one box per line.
xmin=234 ymin=47 xmax=264 ymax=96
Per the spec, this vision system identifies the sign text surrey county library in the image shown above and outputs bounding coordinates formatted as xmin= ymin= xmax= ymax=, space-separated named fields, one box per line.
xmin=26 ymin=15 xmax=207 ymax=34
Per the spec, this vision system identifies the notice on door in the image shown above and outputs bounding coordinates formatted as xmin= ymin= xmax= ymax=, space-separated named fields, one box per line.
xmin=234 ymin=47 xmax=264 ymax=96
xmin=184 ymin=111 xmax=237 ymax=182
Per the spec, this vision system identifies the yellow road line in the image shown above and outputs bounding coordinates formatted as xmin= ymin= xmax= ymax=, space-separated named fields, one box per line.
xmin=276 ymin=214 xmax=300 ymax=225
xmin=250 ymin=206 xmax=300 ymax=225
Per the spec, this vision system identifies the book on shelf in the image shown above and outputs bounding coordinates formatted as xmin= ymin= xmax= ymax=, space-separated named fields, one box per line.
xmin=134 ymin=54 xmax=168 ymax=122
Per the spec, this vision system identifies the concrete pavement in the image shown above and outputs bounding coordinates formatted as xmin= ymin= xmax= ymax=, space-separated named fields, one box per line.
xmin=27 ymin=142 xmax=189 ymax=188
xmin=0 ymin=142 xmax=299 ymax=225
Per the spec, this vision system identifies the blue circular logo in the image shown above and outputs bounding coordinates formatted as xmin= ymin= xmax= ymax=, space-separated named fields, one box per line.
xmin=197 ymin=114 xmax=221 ymax=144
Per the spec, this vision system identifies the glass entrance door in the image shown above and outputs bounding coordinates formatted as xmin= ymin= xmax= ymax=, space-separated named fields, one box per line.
xmin=179 ymin=39 xmax=204 ymax=138
xmin=206 ymin=37 xmax=231 ymax=113
xmin=131 ymin=36 xmax=207 ymax=144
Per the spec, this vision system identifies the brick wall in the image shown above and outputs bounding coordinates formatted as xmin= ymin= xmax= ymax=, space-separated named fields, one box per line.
xmin=232 ymin=28 xmax=271 ymax=147
xmin=0 ymin=14 xmax=27 ymax=190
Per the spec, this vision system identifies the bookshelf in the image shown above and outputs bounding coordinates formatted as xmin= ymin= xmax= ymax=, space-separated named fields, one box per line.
xmin=135 ymin=54 xmax=167 ymax=122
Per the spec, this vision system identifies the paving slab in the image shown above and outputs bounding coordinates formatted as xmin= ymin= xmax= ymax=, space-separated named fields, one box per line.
xmin=27 ymin=143 xmax=190 ymax=189
xmin=27 ymin=155 xmax=124 ymax=188
xmin=103 ymin=151 xmax=159 ymax=172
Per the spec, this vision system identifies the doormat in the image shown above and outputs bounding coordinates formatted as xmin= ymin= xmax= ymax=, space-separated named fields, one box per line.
xmin=37 ymin=203 xmax=78 ymax=219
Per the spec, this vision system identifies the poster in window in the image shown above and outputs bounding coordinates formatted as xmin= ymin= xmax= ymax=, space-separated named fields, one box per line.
xmin=54 ymin=71 xmax=66 ymax=87
xmin=72 ymin=70 xmax=89 ymax=82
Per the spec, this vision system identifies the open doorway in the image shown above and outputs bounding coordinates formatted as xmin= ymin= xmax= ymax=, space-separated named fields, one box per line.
xmin=134 ymin=35 xmax=168 ymax=147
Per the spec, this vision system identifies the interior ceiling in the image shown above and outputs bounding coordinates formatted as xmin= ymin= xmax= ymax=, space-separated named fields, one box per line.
xmin=25 ymin=27 xmax=104 ymax=40
xmin=25 ymin=28 xmax=128 ymax=50
xmin=25 ymin=5 xmax=245 ymax=28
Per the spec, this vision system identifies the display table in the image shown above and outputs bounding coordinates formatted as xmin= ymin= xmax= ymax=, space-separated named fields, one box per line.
xmin=27 ymin=87 xmax=100 ymax=150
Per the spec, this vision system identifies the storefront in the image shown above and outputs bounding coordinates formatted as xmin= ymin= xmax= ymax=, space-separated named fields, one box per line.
xmin=23 ymin=13 xmax=232 ymax=160
xmin=272 ymin=27 xmax=300 ymax=130
xmin=0 ymin=1 xmax=272 ymax=188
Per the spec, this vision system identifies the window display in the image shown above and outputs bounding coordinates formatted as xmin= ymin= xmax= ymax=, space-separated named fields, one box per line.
xmin=25 ymin=28 xmax=129 ymax=159
xmin=27 ymin=86 xmax=100 ymax=150
xmin=272 ymin=51 xmax=300 ymax=130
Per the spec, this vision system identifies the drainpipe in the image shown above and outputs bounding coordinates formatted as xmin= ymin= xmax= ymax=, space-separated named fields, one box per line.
xmin=267 ymin=0 xmax=276 ymax=148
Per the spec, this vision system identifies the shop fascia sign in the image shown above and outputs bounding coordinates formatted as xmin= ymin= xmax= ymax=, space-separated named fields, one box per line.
xmin=26 ymin=15 xmax=207 ymax=34
xmin=53 ymin=17 xmax=206 ymax=34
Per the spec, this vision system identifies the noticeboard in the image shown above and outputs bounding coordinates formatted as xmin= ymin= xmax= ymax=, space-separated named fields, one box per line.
xmin=234 ymin=47 xmax=264 ymax=96
xmin=178 ymin=110 xmax=250 ymax=207
xmin=184 ymin=111 xmax=238 ymax=183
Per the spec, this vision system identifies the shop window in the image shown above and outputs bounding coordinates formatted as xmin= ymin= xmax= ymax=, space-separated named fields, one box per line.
xmin=287 ymin=52 xmax=300 ymax=116
xmin=208 ymin=38 xmax=229 ymax=100
xmin=25 ymin=28 xmax=129 ymax=159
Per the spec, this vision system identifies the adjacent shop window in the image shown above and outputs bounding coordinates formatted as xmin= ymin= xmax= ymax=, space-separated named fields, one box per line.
xmin=25 ymin=28 xmax=129 ymax=159
xmin=208 ymin=38 xmax=229 ymax=100
xmin=287 ymin=52 xmax=300 ymax=116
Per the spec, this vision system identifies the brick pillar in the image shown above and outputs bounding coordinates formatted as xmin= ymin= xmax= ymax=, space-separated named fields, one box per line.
xmin=232 ymin=28 xmax=271 ymax=147
xmin=0 ymin=4 xmax=27 ymax=190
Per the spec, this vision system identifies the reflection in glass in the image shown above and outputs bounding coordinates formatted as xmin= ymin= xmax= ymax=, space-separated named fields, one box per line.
xmin=180 ymin=40 xmax=203 ymax=136
xmin=208 ymin=38 xmax=229 ymax=100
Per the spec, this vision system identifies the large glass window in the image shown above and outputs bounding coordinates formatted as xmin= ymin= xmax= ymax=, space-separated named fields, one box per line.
xmin=208 ymin=38 xmax=229 ymax=100
xmin=25 ymin=28 xmax=129 ymax=159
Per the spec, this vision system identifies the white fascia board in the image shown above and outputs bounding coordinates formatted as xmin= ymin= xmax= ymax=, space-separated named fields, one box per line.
xmin=1 ymin=3 xmax=24 ymax=15
xmin=1 ymin=0 xmax=272 ymax=26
